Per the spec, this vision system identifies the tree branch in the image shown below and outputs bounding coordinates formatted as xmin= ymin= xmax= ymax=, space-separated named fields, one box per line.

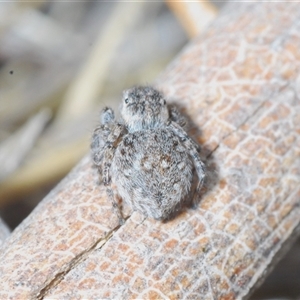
xmin=0 ymin=2 xmax=300 ymax=299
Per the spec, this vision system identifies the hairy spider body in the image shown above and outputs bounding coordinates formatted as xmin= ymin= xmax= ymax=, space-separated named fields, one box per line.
xmin=112 ymin=129 xmax=193 ymax=220
xmin=91 ymin=86 xmax=205 ymax=223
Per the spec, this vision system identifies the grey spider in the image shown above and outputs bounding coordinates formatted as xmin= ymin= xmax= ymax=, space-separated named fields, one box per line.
xmin=91 ymin=86 xmax=205 ymax=224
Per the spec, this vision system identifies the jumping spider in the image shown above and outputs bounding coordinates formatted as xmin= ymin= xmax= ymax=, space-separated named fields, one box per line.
xmin=91 ymin=86 xmax=205 ymax=224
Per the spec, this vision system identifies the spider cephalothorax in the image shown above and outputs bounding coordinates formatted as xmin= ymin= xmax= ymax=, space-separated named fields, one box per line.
xmin=121 ymin=86 xmax=169 ymax=132
xmin=91 ymin=86 xmax=205 ymax=223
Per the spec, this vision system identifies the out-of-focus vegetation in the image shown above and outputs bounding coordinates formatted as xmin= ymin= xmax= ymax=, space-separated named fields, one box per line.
xmin=0 ymin=1 xmax=218 ymax=227
xmin=0 ymin=1 xmax=183 ymax=223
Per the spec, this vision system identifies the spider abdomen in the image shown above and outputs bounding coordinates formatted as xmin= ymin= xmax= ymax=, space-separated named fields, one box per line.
xmin=112 ymin=128 xmax=193 ymax=220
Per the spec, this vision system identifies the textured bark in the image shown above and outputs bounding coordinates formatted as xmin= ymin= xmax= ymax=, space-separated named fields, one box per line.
xmin=0 ymin=2 xmax=300 ymax=299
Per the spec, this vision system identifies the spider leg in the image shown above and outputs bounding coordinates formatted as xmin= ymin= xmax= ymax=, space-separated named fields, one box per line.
xmin=91 ymin=107 xmax=124 ymax=166
xmin=168 ymin=105 xmax=187 ymax=128
xmin=91 ymin=107 xmax=115 ymax=165
xmin=106 ymin=186 xmax=125 ymax=225
xmin=168 ymin=121 xmax=205 ymax=190
xmin=102 ymin=125 xmax=126 ymax=224
xmin=91 ymin=107 xmax=126 ymax=224
xmin=101 ymin=142 xmax=125 ymax=225
xmin=101 ymin=107 xmax=115 ymax=125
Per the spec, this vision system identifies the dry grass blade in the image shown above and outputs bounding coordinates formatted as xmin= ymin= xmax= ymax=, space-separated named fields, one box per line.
xmin=0 ymin=137 xmax=87 ymax=207
xmin=166 ymin=0 xmax=218 ymax=38
xmin=0 ymin=109 xmax=51 ymax=183
xmin=0 ymin=5 xmax=88 ymax=128
xmin=55 ymin=1 xmax=147 ymax=124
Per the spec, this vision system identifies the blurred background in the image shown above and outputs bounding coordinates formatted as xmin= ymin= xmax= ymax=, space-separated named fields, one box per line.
xmin=0 ymin=1 xmax=299 ymax=299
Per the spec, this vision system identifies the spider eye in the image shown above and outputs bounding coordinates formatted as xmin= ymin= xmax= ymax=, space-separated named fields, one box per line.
xmin=124 ymin=98 xmax=129 ymax=104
